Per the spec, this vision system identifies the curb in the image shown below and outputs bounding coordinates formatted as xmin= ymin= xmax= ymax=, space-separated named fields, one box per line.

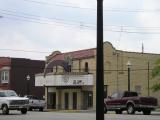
xmin=45 ymin=109 xmax=95 ymax=113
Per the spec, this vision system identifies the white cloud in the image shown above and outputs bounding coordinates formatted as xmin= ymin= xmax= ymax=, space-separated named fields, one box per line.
xmin=35 ymin=22 xmax=96 ymax=51
xmin=0 ymin=25 xmax=48 ymax=60
xmin=138 ymin=0 xmax=160 ymax=27
xmin=0 ymin=0 xmax=160 ymax=60
xmin=135 ymin=0 xmax=160 ymax=53
xmin=0 ymin=19 xmax=96 ymax=59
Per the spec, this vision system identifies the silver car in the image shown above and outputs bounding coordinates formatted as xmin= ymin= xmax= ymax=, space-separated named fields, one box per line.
xmin=24 ymin=95 xmax=45 ymax=111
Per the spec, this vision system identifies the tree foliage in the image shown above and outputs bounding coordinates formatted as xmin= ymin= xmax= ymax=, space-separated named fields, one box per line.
xmin=151 ymin=83 xmax=160 ymax=92
xmin=151 ymin=59 xmax=160 ymax=92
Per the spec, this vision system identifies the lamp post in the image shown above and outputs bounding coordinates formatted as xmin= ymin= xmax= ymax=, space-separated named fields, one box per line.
xmin=126 ymin=61 xmax=131 ymax=92
xmin=26 ymin=75 xmax=30 ymax=95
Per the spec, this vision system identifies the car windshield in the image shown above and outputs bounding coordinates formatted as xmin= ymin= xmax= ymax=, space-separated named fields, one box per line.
xmin=0 ymin=92 xmax=6 ymax=97
xmin=4 ymin=91 xmax=18 ymax=97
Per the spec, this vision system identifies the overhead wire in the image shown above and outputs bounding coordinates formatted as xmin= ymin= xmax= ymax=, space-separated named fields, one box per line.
xmin=0 ymin=48 xmax=51 ymax=54
xmin=0 ymin=64 xmax=155 ymax=71
xmin=1 ymin=1 xmax=160 ymax=55
xmin=21 ymin=0 xmax=160 ymax=13
xmin=0 ymin=10 xmax=83 ymax=27
xmin=1 ymin=10 xmax=160 ymax=34
xmin=0 ymin=9 xmax=91 ymax=25
xmin=22 ymin=0 xmax=96 ymax=10
xmin=1 ymin=8 xmax=160 ymax=31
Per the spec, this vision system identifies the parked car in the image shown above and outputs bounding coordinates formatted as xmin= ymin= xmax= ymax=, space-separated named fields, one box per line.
xmin=0 ymin=90 xmax=29 ymax=115
xmin=104 ymin=91 xmax=158 ymax=115
xmin=24 ymin=95 xmax=45 ymax=111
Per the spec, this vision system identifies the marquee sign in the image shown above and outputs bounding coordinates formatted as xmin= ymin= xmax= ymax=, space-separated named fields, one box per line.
xmin=35 ymin=74 xmax=93 ymax=86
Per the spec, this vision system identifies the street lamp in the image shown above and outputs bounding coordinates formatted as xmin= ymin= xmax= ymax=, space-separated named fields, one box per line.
xmin=126 ymin=61 xmax=132 ymax=92
xmin=26 ymin=75 xmax=30 ymax=95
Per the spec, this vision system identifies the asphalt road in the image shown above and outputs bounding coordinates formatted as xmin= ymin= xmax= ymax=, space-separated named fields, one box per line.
xmin=0 ymin=111 xmax=160 ymax=120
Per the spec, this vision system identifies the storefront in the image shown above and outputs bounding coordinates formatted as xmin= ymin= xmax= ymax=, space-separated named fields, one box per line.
xmin=35 ymin=73 xmax=94 ymax=110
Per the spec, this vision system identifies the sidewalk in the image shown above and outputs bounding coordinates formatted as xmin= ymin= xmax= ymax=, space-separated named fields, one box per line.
xmin=155 ymin=107 xmax=160 ymax=112
xmin=45 ymin=109 xmax=95 ymax=113
xmin=44 ymin=109 xmax=160 ymax=115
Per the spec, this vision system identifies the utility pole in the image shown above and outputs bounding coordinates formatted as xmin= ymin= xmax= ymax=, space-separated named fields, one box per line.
xmin=116 ymin=53 xmax=119 ymax=91
xmin=127 ymin=66 xmax=131 ymax=92
xmin=126 ymin=61 xmax=131 ymax=92
xmin=96 ymin=0 xmax=104 ymax=120
xmin=148 ymin=61 xmax=150 ymax=96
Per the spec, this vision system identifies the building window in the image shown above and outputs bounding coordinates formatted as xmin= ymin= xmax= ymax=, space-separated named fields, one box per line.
xmin=104 ymin=85 xmax=108 ymax=98
xmin=68 ymin=65 xmax=72 ymax=72
xmin=84 ymin=62 xmax=89 ymax=73
xmin=1 ymin=70 xmax=9 ymax=83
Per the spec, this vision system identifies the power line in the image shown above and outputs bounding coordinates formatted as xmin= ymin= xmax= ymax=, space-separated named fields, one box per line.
xmin=21 ymin=0 xmax=160 ymax=13
xmin=0 ymin=48 xmax=51 ymax=54
xmin=22 ymin=0 xmax=96 ymax=10
xmin=1 ymin=9 xmax=160 ymax=35
xmin=1 ymin=8 xmax=160 ymax=30
xmin=0 ymin=10 xmax=82 ymax=27
xmin=104 ymin=29 xmax=160 ymax=34
xmin=0 ymin=9 xmax=89 ymax=25
xmin=1 ymin=14 xmax=85 ymax=30
xmin=0 ymin=64 xmax=155 ymax=71
xmin=2 ymin=14 xmax=160 ymax=35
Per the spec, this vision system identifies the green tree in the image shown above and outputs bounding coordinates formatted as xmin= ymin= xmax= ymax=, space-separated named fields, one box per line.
xmin=151 ymin=59 xmax=160 ymax=92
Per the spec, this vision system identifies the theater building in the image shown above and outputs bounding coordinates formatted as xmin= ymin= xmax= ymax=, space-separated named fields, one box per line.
xmin=35 ymin=42 xmax=160 ymax=110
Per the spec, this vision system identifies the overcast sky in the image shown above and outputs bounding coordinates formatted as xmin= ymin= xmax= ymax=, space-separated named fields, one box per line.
xmin=0 ymin=0 xmax=160 ymax=60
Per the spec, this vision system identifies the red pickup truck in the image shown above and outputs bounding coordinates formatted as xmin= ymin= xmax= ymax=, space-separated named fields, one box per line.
xmin=104 ymin=91 xmax=158 ymax=115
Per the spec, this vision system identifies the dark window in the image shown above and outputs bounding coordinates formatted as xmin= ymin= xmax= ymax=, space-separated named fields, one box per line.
xmin=84 ymin=62 xmax=89 ymax=73
xmin=64 ymin=93 xmax=69 ymax=109
xmin=73 ymin=92 xmax=77 ymax=109
xmin=104 ymin=85 xmax=108 ymax=98
xmin=47 ymin=92 xmax=56 ymax=109
xmin=68 ymin=65 xmax=72 ymax=72
xmin=124 ymin=92 xmax=138 ymax=97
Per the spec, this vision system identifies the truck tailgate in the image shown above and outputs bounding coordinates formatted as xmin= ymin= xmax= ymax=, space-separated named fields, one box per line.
xmin=140 ymin=97 xmax=158 ymax=106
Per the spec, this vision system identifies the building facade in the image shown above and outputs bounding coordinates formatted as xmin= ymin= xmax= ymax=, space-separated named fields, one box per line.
xmin=35 ymin=42 xmax=160 ymax=110
xmin=0 ymin=57 xmax=45 ymax=98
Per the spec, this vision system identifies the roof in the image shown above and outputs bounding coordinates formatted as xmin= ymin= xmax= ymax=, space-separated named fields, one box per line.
xmin=0 ymin=57 xmax=11 ymax=68
xmin=52 ymin=48 xmax=95 ymax=61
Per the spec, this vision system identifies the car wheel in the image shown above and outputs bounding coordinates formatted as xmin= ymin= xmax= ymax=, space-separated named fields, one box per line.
xmin=21 ymin=108 xmax=27 ymax=114
xmin=2 ymin=104 xmax=9 ymax=115
xmin=127 ymin=104 xmax=135 ymax=114
xmin=143 ymin=110 xmax=151 ymax=115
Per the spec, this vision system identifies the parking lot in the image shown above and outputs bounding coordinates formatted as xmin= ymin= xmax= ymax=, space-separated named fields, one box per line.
xmin=0 ymin=111 xmax=160 ymax=120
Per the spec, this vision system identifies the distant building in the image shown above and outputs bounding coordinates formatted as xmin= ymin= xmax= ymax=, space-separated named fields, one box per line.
xmin=35 ymin=42 xmax=160 ymax=110
xmin=0 ymin=57 xmax=45 ymax=98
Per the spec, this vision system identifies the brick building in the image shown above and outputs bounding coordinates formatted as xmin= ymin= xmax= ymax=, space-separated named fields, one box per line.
xmin=0 ymin=57 xmax=45 ymax=98
xmin=35 ymin=42 xmax=160 ymax=110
